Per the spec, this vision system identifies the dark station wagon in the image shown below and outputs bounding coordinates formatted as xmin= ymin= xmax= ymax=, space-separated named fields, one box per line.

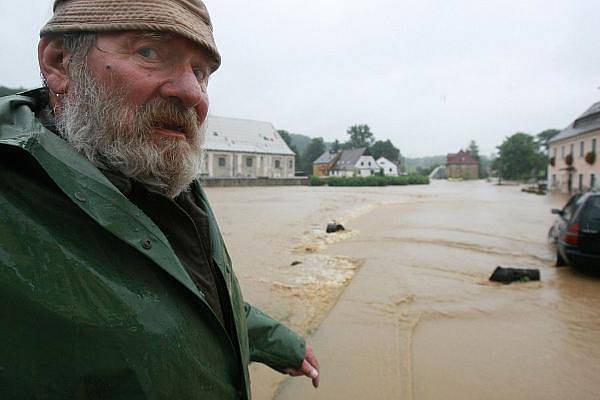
xmin=549 ymin=191 xmax=600 ymax=268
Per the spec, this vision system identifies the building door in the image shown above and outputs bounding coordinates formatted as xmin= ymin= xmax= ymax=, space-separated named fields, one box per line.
xmin=568 ymin=173 xmax=573 ymax=193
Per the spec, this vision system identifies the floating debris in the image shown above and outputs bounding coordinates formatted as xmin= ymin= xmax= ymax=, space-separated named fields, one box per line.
xmin=326 ymin=222 xmax=345 ymax=233
xmin=489 ymin=266 xmax=540 ymax=284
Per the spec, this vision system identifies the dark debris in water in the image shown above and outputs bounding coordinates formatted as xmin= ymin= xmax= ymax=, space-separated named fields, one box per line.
xmin=326 ymin=223 xmax=345 ymax=233
xmin=489 ymin=266 xmax=540 ymax=284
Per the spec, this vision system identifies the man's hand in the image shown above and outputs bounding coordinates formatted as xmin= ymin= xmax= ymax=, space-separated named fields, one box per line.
xmin=285 ymin=345 xmax=320 ymax=388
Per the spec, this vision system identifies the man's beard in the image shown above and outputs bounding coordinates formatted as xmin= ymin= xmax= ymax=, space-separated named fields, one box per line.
xmin=55 ymin=66 xmax=205 ymax=198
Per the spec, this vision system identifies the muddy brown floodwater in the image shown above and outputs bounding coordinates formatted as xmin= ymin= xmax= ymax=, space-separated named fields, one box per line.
xmin=205 ymin=180 xmax=600 ymax=400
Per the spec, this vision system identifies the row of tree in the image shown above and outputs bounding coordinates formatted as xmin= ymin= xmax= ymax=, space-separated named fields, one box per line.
xmin=0 ymin=86 xmax=26 ymax=97
xmin=279 ymin=124 xmax=402 ymax=176
xmin=492 ymin=129 xmax=559 ymax=181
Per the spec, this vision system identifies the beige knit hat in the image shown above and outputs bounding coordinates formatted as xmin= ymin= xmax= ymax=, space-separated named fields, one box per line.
xmin=40 ymin=0 xmax=221 ymax=71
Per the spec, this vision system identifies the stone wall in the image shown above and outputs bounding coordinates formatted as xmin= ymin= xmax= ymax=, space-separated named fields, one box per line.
xmin=200 ymin=177 xmax=309 ymax=187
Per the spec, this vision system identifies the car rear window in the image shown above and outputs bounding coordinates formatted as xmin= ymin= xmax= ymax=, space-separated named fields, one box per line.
xmin=585 ymin=196 xmax=600 ymax=221
xmin=563 ymin=194 xmax=584 ymax=220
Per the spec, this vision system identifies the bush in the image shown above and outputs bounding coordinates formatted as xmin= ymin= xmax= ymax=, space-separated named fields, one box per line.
xmin=309 ymin=176 xmax=327 ymax=186
xmin=309 ymin=174 xmax=429 ymax=187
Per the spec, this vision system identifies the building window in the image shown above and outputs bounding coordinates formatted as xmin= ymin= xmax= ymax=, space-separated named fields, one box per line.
xmin=561 ymin=146 xmax=565 ymax=157
xmin=389 ymin=168 xmax=392 ymax=172
xmin=591 ymin=174 xmax=596 ymax=188
xmin=288 ymin=160 xmax=293 ymax=169
xmin=361 ymin=161 xmax=364 ymax=166
xmin=580 ymin=141 xmax=585 ymax=157
xmin=218 ymin=157 xmax=226 ymax=167
xmin=579 ymin=174 xmax=583 ymax=191
xmin=246 ymin=157 xmax=253 ymax=167
xmin=368 ymin=161 xmax=371 ymax=166
xmin=593 ymin=138 xmax=597 ymax=153
xmin=274 ymin=160 xmax=281 ymax=169
xmin=552 ymin=174 xmax=556 ymax=187
xmin=552 ymin=147 xmax=557 ymax=158
xmin=570 ymin=143 xmax=574 ymax=155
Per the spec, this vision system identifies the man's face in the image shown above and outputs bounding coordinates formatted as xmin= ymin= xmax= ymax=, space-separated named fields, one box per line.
xmin=86 ymin=31 xmax=211 ymax=137
xmin=56 ymin=31 xmax=212 ymax=197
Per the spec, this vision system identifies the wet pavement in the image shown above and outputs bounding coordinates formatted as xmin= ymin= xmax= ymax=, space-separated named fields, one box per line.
xmin=206 ymin=180 xmax=600 ymax=400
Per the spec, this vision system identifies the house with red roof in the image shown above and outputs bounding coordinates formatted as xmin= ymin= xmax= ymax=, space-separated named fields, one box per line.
xmin=446 ymin=150 xmax=479 ymax=179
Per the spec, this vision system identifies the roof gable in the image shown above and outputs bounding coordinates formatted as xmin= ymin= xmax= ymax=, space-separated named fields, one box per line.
xmin=332 ymin=148 xmax=369 ymax=170
xmin=550 ymin=101 xmax=600 ymax=144
xmin=314 ymin=150 xmax=339 ymax=164
xmin=447 ymin=150 xmax=478 ymax=165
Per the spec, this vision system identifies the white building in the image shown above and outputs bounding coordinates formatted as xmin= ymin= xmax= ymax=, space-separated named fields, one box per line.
xmin=548 ymin=101 xmax=600 ymax=193
xmin=329 ymin=148 xmax=379 ymax=177
xmin=376 ymin=156 xmax=399 ymax=176
xmin=200 ymin=116 xmax=296 ymax=178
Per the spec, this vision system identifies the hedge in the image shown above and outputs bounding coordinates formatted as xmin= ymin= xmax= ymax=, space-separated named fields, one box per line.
xmin=309 ymin=175 xmax=429 ymax=187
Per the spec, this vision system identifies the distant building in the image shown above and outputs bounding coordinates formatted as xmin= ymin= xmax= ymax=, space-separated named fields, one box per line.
xmin=376 ymin=157 xmax=399 ymax=176
xmin=313 ymin=150 xmax=341 ymax=176
xmin=329 ymin=148 xmax=378 ymax=177
xmin=200 ymin=116 xmax=295 ymax=178
xmin=548 ymin=101 xmax=600 ymax=193
xmin=445 ymin=150 xmax=479 ymax=179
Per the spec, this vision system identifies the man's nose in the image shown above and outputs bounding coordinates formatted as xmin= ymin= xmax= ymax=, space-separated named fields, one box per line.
xmin=159 ymin=68 xmax=205 ymax=109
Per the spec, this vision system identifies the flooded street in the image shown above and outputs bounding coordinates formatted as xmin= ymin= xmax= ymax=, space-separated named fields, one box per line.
xmin=205 ymin=180 xmax=600 ymax=400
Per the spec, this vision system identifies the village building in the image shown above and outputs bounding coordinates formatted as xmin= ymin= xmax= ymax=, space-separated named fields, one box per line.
xmin=313 ymin=150 xmax=341 ymax=176
xmin=328 ymin=148 xmax=378 ymax=177
xmin=445 ymin=150 xmax=479 ymax=179
xmin=199 ymin=116 xmax=296 ymax=179
xmin=548 ymin=101 xmax=600 ymax=193
xmin=376 ymin=156 xmax=399 ymax=176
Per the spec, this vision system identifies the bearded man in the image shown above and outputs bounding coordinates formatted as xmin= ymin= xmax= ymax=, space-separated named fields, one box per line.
xmin=0 ymin=0 xmax=318 ymax=398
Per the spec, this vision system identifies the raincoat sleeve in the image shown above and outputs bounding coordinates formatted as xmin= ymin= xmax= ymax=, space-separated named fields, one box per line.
xmin=244 ymin=302 xmax=306 ymax=371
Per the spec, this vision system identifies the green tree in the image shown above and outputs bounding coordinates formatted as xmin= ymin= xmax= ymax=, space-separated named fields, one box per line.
xmin=467 ymin=140 xmax=483 ymax=178
xmin=0 ymin=86 xmax=26 ymax=97
xmin=536 ymin=129 xmax=560 ymax=152
xmin=277 ymin=129 xmax=300 ymax=170
xmin=467 ymin=140 xmax=480 ymax=161
xmin=494 ymin=132 xmax=546 ymax=180
xmin=346 ymin=124 xmax=375 ymax=148
xmin=301 ymin=137 xmax=326 ymax=176
xmin=370 ymin=139 xmax=401 ymax=161
xmin=331 ymin=139 xmax=341 ymax=152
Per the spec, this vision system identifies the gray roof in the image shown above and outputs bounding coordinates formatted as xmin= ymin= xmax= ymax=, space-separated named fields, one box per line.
xmin=331 ymin=148 xmax=369 ymax=171
xmin=550 ymin=101 xmax=600 ymax=144
xmin=314 ymin=150 xmax=338 ymax=164
xmin=203 ymin=115 xmax=295 ymax=155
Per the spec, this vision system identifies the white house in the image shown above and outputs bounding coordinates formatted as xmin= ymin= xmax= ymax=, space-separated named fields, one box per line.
xmin=329 ymin=148 xmax=379 ymax=177
xmin=376 ymin=157 xmax=399 ymax=176
xmin=200 ymin=116 xmax=296 ymax=178
xmin=548 ymin=101 xmax=600 ymax=193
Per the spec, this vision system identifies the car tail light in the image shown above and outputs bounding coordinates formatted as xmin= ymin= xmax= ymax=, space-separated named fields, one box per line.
xmin=565 ymin=223 xmax=580 ymax=246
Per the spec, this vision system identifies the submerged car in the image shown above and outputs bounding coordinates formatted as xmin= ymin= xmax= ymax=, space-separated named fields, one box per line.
xmin=550 ymin=191 xmax=600 ymax=268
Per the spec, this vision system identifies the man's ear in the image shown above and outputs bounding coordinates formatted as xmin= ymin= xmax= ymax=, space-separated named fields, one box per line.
xmin=38 ymin=36 xmax=70 ymax=95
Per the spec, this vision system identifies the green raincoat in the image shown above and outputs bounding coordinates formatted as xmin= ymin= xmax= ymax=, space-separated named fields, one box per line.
xmin=0 ymin=92 xmax=305 ymax=399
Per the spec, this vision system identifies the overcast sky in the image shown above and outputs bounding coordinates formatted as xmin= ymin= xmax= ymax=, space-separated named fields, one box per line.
xmin=1 ymin=0 xmax=599 ymax=157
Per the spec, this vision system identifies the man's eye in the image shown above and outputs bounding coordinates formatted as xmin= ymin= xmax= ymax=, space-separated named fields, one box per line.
xmin=137 ymin=47 xmax=158 ymax=59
